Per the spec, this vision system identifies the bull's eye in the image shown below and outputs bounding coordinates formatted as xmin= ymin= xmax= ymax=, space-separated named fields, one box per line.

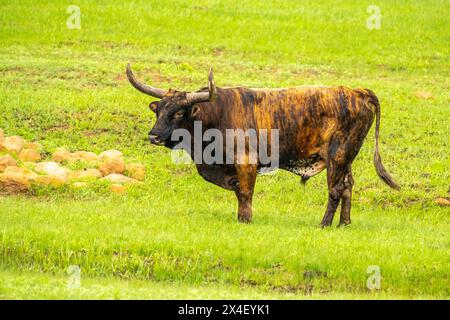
xmin=175 ymin=110 xmax=185 ymax=118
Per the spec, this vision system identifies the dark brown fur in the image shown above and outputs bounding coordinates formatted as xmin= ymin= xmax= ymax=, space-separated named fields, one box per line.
xmin=146 ymin=85 xmax=399 ymax=226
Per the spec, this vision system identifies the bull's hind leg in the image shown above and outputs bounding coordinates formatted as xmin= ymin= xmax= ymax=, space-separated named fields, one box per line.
xmin=338 ymin=169 xmax=354 ymax=227
xmin=320 ymin=163 xmax=347 ymax=227
xmin=320 ymin=136 xmax=354 ymax=227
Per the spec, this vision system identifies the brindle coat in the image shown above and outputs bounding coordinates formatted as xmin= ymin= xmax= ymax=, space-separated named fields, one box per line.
xmin=127 ymin=65 xmax=399 ymax=227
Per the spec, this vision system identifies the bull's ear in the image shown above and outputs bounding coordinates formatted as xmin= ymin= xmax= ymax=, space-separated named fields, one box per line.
xmin=191 ymin=105 xmax=201 ymax=118
xmin=149 ymin=101 xmax=159 ymax=113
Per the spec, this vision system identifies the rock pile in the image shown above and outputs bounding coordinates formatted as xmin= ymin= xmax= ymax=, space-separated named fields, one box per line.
xmin=0 ymin=128 xmax=145 ymax=195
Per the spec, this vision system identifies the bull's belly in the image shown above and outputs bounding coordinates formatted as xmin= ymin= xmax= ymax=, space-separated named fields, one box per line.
xmin=278 ymin=155 xmax=327 ymax=182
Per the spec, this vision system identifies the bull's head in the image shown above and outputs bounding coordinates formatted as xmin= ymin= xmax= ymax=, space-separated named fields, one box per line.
xmin=126 ymin=63 xmax=216 ymax=148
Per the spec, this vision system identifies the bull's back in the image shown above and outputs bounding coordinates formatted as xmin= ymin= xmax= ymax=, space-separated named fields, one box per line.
xmin=235 ymin=86 xmax=370 ymax=158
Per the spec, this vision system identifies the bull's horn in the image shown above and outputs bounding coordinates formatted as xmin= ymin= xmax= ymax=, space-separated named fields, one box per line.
xmin=186 ymin=67 xmax=217 ymax=104
xmin=126 ymin=63 xmax=167 ymax=98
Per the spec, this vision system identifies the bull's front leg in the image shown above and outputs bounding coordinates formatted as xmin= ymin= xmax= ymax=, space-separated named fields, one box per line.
xmin=234 ymin=164 xmax=257 ymax=223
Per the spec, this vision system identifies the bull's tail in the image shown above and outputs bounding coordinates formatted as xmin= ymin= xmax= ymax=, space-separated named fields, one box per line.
xmin=366 ymin=89 xmax=400 ymax=190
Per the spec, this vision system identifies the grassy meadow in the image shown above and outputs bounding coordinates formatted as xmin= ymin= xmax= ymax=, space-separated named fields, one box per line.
xmin=0 ymin=0 xmax=449 ymax=299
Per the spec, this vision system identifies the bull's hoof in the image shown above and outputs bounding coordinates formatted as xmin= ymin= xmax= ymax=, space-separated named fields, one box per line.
xmin=319 ymin=222 xmax=332 ymax=228
xmin=337 ymin=221 xmax=351 ymax=228
xmin=238 ymin=216 xmax=252 ymax=223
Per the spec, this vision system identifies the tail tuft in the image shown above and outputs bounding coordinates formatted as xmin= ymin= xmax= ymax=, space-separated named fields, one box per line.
xmin=367 ymin=89 xmax=400 ymax=191
xmin=374 ymin=151 xmax=400 ymax=190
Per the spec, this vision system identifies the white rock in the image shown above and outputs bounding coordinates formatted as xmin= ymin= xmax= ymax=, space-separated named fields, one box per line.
xmin=98 ymin=150 xmax=123 ymax=161
xmin=35 ymin=161 xmax=67 ymax=176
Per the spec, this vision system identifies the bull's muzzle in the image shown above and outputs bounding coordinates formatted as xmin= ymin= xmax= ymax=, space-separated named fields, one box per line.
xmin=148 ymin=134 xmax=164 ymax=146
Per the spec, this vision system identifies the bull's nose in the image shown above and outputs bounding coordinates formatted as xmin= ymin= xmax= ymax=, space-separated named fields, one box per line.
xmin=149 ymin=134 xmax=162 ymax=145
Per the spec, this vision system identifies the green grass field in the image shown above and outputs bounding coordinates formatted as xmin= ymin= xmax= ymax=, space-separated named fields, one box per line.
xmin=0 ymin=0 xmax=449 ymax=299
